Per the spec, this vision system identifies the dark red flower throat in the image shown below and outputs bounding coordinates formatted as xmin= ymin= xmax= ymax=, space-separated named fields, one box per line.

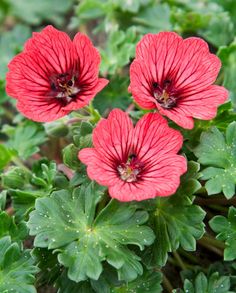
xmin=153 ymin=79 xmax=177 ymax=109
xmin=50 ymin=72 xmax=80 ymax=104
xmin=117 ymin=154 xmax=144 ymax=183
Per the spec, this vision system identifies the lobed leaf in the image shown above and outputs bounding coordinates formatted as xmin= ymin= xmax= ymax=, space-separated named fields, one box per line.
xmin=28 ymin=182 xmax=155 ymax=282
xmin=194 ymin=122 xmax=236 ymax=198
xmin=210 ymin=206 xmax=236 ymax=261
xmin=173 ymin=271 xmax=231 ymax=293
xmin=0 ymin=145 xmax=13 ymax=170
xmin=144 ymin=161 xmax=205 ymax=267
xmin=3 ymin=121 xmax=47 ymax=160
xmin=218 ymin=39 xmax=236 ymax=108
xmin=0 ymin=236 xmax=38 ymax=293
xmin=8 ymin=0 xmax=74 ymax=25
xmin=0 ymin=212 xmax=27 ymax=242
xmin=111 ymin=269 xmax=162 ymax=293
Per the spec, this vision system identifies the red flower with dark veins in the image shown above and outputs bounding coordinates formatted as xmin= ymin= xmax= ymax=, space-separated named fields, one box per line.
xmin=6 ymin=25 xmax=108 ymax=122
xmin=129 ymin=32 xmax=228 ymax=129
xmin=79 ymin=109 xmax=187 ymax=201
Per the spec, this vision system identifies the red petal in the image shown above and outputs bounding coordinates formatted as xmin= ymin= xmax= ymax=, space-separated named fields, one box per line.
xmin=157 ymin=105 xmax=195 ymax=129
xmin=175 ymin=38 xmax=221 ymax=94
xmin=16 ymin=98 xmax=70 ymax=122
xmin=92 ymin=109 xmax=133 ymax=163
xmin=142 ymin=154 xmax=187 ymax=196
xmin=133 ymin=113 xmax=183 ymax=160
xmin=79 ymin=148 xmax=118 ymax=186
xmin=6 ymin=52 xmax=51 ymax=99
xmin=24 ymin=25 xmax=74 ymax=73
xmin=108 ymin=180 xmax=157 ymax=202
xmin=73 ymin=33 xmax=101 ymax=87
xmin=136 ymin=32 xmax=183 ymax=83
xmin=129 ymin=59 xmax=156 ymax=109
xmin=178 ymin=85 xmax=229 ymax=120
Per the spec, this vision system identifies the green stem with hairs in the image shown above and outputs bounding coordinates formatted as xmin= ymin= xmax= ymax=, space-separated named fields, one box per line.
xmin=83 ymin=101 xmax=101 ymax=124
xmin=12 ymin=157 xmax=31 ymax=174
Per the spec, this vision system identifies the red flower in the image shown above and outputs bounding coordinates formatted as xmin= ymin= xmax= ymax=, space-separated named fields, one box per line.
xmin=6 ymin=25 xmax=108 ymax=122
xmin=129 ymin=32 xmax=228 ymax=129
xmin=79 ymin=109 xmax=186 ymax=201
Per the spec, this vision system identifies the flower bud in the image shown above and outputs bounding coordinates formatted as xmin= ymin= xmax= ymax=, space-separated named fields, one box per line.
xmin=1 ymin=166 xmax=29 ymax=189
xmin=44 ymin=121 xmax=69 ymax=137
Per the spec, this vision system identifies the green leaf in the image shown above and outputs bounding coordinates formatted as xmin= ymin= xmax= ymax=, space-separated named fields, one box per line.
xmin=32 ymin=248 xmax=61 ymax=287
xmin=215 ymin=0 xmax=236 ymax=26
xmin=111 ymin=269 xmax=162 ymax=293
xmin=3 ymin=120 xmax=47 ymax=159
xmin=171 ymin=1 xmax=233 ymax=46
xmin=100 ymin=27 xmax=139 ymax=75
xmin=0 ymin=212 xmax=28 ymax=242
xmin=144 ymin=161 xmax=205 ymax=267
xmin=62 ymin=144 xmax=81 ymax=170
xmin=28 ymin=182 xmax=155 ymax=282
xmin=72 ymin=121 xmax=93 ymax=149
xmin=194 ymin=122 xmax=236 ymax=198
xmin=200 ymin=11 xmax=234 ymax=47
xmin=7 ymin=160 xmax=68 ymax=219
xmin=9 ymin=189 xmax=45 ymax=219
xmin=0 ymin=236 xmax=38 ymax=293
xmin=8 ymin=0 xmax=74 ymax=25
xmin=1 ymin=166 xmax=29 ymax=189
xmin=171 ymin=9 xmax=210 ymax=33
xmin=173 ymin=271 xmax=231 ymax=293
xmin=133 ymin=3 xmax=172 ymax=33
xmin=94 ymin=77 xmax=131 ymax=115
xmin=0 ymin=191 xmax=7 ymax=210
xmin=0 ymin=144 xmax=13 ymax=170
xmin=210 ymin=206 xmax=236 ymax=261
xmin=57 ymin=265 xmax=120 ymax=293
xmin=0 ymin=24 xmax=31 ymax=80
xmin=113 ymin=0 xmax=151 ymax=13
xmin=182 ymin=102 xmax=236 ymax=152
xmin=0 ymin=1 xmax=9 ymax=25
xmin=31 ymin=159 xmax=68 ymax=190
xmin=31 ymin=161 xmax=67 ymax=190
xmin=44 ymin=120 xmax=69 ymax=137
xmin=218 ymin=39 xmax=236 ymax=108
xmin=57 ymin=271 xmax=95 ymax=293
xmin=75 ymin=0 xmax=109 ymax=25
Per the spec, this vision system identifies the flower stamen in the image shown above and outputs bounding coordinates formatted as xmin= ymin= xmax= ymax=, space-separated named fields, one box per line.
xmin=153 ymin=80 xmax=177 ymax=109
xmin=117 ymin=154 xmax=143 ymax=182
xmin=50 ymin=73 xmax=80 ymax=103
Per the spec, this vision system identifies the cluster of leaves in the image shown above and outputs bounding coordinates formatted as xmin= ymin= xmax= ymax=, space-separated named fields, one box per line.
xmin=2 ymin=0 xmax=236 ymax=292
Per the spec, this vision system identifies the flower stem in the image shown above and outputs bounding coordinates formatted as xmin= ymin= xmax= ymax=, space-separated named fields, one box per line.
xmin=197 ymin=236 xmax=224 ymax=257
xmin=162 ymin=273 xmax=173 ymax=293
xmin=201 ymin=235 xmax=225 ymax=250
xmin=84 ymin=102 xmax=101 ymax=124
xmin=179 ymin=248 xmax=200 ymax=264
xmin=195 ymin=195 xmax=236 ymax=206
xmin=172 ymin=251 xmax=187 ymax=270
xmin=96 ymin=190 xmax=110 ymax=214
xmin=12 ymin=156 xmax=31 ymax=174
xmin=3 ymin=106 xmax=14 ymax=120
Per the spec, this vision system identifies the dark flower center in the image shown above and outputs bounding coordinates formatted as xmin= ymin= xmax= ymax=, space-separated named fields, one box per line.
xmin=117 ymin=154 xmax=144 ymax=183
xmin=152 ymin=79 xmax=177 ymax=109
xmin=50 ymin=73 xmax=80 ymax=104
